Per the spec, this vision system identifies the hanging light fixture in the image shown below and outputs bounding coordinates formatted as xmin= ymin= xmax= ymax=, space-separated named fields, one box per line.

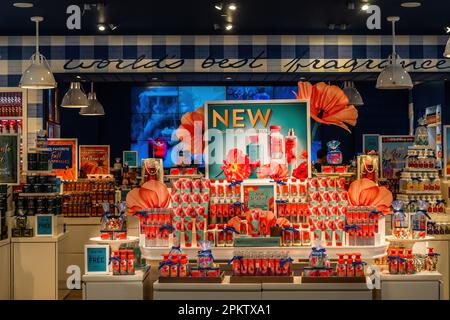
xmin=79 ymin=82 xmax=105 ymax=116
xmin=342 ymin=81 xmax=364 ymax=106
xmin=19 ymin=16 xmax=56 ymax=89
xmin=376 ymin=16 xmax=413 ymax=90
xmin=444 ymin=37 xmax=450 ymax=58
xmin=61 ymin=82 xmax=88 ymax=108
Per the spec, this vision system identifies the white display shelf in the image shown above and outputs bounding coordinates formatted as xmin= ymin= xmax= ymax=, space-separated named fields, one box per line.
xmin=142 ymin=243 xmax=388 ymax=261
xmin=404 ymin=168 xmax=438 ymax=172
xmin=18 ymin=192 xmax=60 ymax=197
xmin=398 ymin=191 xmax=442 ymax=195
xmin=90 ymin=236 xmax=139 ymax=251
xmin=380 ymin=271 xmax=442 ymax=281
xmin=386 ymin=235 xmax=434 ymax=243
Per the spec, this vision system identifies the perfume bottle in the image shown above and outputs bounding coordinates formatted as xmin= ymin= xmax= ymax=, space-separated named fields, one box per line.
xmin=247 ymin=135 xmax=260 ymax=178
xmin=269 ymin=125 xmax=284 ymax=162
xmin=285 ymin=128 xmax=298 ymax=174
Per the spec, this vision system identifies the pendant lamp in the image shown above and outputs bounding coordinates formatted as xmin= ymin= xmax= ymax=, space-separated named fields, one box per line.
xmin=444 ymin=37 xmax=450 ymax=58
xmin=79 ymin=82 xmax=105 ymax=116
xmin=19 ymin=16 xmax=56 ymax=89
xmin=376 ymin=16 xmax=413 ymax=90
xmin=342 ymin=81 xmax=364 ymax=106
xmin=61 ymin=82 xmax=88 ymax=108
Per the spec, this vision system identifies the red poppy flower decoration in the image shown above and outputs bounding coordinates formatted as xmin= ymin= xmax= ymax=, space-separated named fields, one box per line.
xmin=292 ymin=162 xmax=309 ymax=180
xmin=221 ymin=148 xmax=252 ymax=182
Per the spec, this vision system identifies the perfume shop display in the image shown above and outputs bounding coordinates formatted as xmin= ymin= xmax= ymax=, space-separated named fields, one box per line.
xmin=303 ymin=247 xmax=366 ymax=278
xmin=229 ymin=250 xmax=293 ymax=277
xmin=100 ymin=202 xmax=128 ymax=240
xmin=133 ymin=175 xmax=389 ymax=250
xmin=391 ymin=137 xmax=443 ymax=240
xmin=110 ymin=244 xmax=146 ymax=276
xmin=15 ymin=174 xmax=62 ymax=216
xmin=387 ymin=247 xmax=439 ymax=275
xmin=158 ymin=244 xmax=221 ymax=280
xmin=62 ymin=178 xmax=116 ymax=217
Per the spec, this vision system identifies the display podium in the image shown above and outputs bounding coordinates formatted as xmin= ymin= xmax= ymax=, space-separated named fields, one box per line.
xmin=11 ymin=233 xmax=68 ymax=300
xmin=0 ymin=239 xmax=11 ymax=300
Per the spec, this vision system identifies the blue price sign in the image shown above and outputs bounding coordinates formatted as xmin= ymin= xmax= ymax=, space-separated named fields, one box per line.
xmin=123 ymin=151 xmax=138 ymax=168
xmin=35 ymin=215 xmax=53 ymax=236
xmin=85 ymin=245 xmax=110 ymax=274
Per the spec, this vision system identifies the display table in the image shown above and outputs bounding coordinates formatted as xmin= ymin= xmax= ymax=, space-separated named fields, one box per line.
xmin=380 ymin=272 xmax=443 ymax=300
xmin=11 ymin=233 xmax=69 ymax=300
xmin=143 ymin=244 xmax=388 ymax=261
xmin=90 ymin=236 xmax=139 ymax=251
xmin=153 ymin=276 xmax=372 ymax=300
xmin=261 ymin=277 xmax=373 ymax=300
xmin=82 ymin=267 xmax=152 ymax=300
xmin=153 ymin=276 xmax=262 ymax=300
xmin=0 ymin=239 xmax=11 ymax=300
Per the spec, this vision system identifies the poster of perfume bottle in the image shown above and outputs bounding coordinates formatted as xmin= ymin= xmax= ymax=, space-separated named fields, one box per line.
xmin=204 ymin=100 xmax=311 ymax=181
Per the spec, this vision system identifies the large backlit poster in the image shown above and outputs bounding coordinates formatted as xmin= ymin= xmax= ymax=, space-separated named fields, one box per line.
xmin=48 ymin=138 xmax=78 ymax=181
xmin=79 ymin=145 xmax=110 ymax=177
xmin=204 ymin=100 xmax=311 ymax=181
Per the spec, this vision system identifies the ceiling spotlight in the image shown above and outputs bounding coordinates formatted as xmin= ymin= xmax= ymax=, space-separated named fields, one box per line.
xmin=225 ymin=76 xmax=232 ymax=80
xmin=97 ymin=24 xmax=106 ymax=31
xmin=109 ymin=24 xmax=118 ymax=31
xmin=152 ymin=77 xmax=159 ymax=81
xmin=400 ymin=2 xmax=422 ymax=8
xmin=446 ymin=27 xmax=450 ymax=34
xmin=347 ymin=1 xmax=355 ymax=10
xmin=361 ymin=3 xmax=370 ymax=11
xmin=340 ymin=23 xmax=349 ymax=31
xmin=214 ymin=3 xmax=223 ymax=10
xmin=228 ymin=3 xmax=237 ymax=10
xmin=225 ymin=24 xmax=233 ymax=31
xmin=13 ymin=2 xmax=34 ymax=8
xmin=328 ymin=24 xmax=336 ymax=30
xmin=76 ymin=75 xmax=82 ymax=79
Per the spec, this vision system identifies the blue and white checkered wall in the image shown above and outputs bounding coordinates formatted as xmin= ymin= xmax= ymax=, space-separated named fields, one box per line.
xmin=1 ymin=35 xmax=449 ymax=134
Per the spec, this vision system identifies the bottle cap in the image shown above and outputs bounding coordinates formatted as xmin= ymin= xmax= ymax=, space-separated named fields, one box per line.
xmin=249 ymin=135 xmax=259 ymax=143
xmin=288 ymin=128 xmax=295 ymax=136
xmin=270 ymin=125 xmax=281 ymax=131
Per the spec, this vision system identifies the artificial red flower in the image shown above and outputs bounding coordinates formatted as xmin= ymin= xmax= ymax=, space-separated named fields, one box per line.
xmin=221 ymin=148 xmax=252 ymax=182
xmin=292 ymin=162 xmax=309 ymax=180
xmin=295 ymin=81 xmax=358 ymax=133
xmin=175 ymin=106 xmax=205 ymax=155
xmin=300 ymin=150 xmax=308 ymax=160
xmin=348 ymin=178 xmax=393 ymax=214
xmin=257 ymin=161 xmax=289 ymax=180
xmin=126 ymin=180 xmax=170 ymax=214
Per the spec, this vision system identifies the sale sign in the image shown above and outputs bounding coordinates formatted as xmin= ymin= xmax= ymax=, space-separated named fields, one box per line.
xmin=48 ymin=138 xmax=78 ymax=181
xmin=79 ymin=145 xmax=110 ymax=177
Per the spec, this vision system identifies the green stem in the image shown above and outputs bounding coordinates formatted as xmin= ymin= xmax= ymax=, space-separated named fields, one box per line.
xmin=311 ymin=122 xmax=320 ymax=141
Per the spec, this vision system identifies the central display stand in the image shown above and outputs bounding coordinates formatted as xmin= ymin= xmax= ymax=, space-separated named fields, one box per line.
xmin=82 ymin=267 xmax=151 ymax=300
xmin=142 ymin=243 xmax=388 ymax=261
xmin=153 ymin=276 xmax=373 ymax=300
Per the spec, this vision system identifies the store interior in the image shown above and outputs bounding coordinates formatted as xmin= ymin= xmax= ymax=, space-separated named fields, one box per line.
xmin=1 ymin=0 xmax=450 ymax=301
